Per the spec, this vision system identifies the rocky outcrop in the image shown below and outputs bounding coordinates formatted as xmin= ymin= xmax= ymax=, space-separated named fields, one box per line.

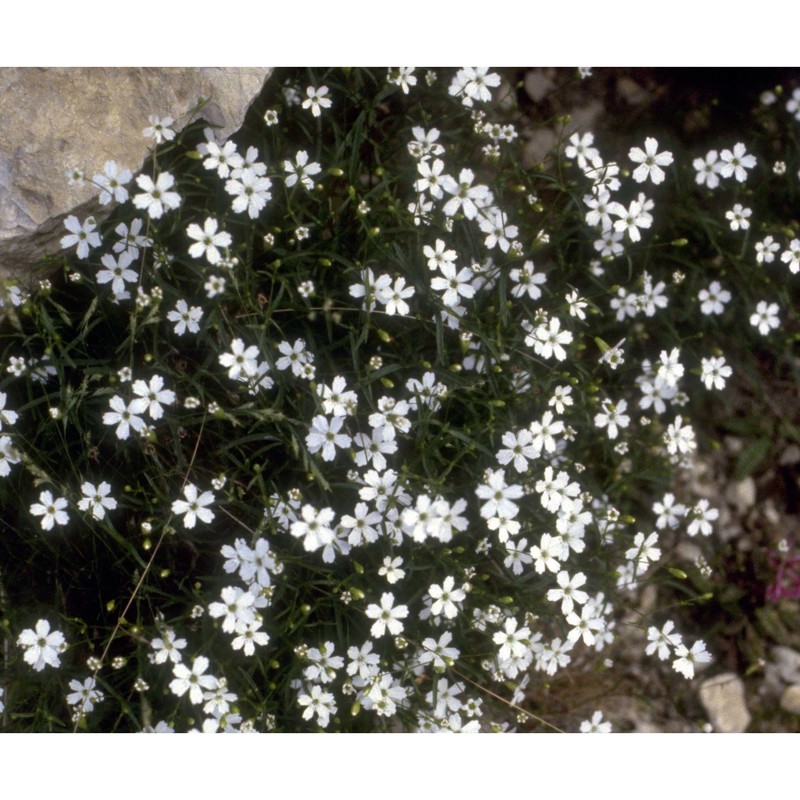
xmin=0 ymin=67 xmax=271 ymax=284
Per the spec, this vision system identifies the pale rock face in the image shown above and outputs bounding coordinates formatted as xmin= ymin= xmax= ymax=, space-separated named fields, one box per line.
xmin=698 ymin=672 xmax=751 ymax=732
xmin=0 ymin=67 xmax=271 ymax=282
xmin=779 ymin=684 xmax=800 ymax=715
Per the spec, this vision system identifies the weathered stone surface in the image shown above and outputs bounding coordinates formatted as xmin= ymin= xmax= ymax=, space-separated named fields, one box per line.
xmin=698 ymin=672 xmax=751 ymax=732
xmin=0 ymin=67 xmax=271 ymax=283
xmin=779 ymin=684 xmax=800 ymax=714
xmin=773 ymin=646 xmax=800 ymax=685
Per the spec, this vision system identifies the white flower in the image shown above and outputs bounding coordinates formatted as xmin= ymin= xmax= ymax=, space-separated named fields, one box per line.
xmin=415 ymin=158 xmax=450 ymax=199
xmin=290 ymin=504 xmax=336 ymax=552
xmin=305 ymin=414 xmax=352 ymax=462
xmin=430 ymin=262 xmax=476 ymax=308
xmin=284 ymin=150 xmax=322 ymax=190
xmin=725 ymin=203 xmax=751 ymax=231
xmin=672 ymin=640 xmax=712 ymax=679
xmin=143 ymin=115 xmax=176 ymax=144
xmin=377 ymin=556 xmax=405 ymax=584
xmin=169 ymin=656 xmax=217 ymax=704
xmin=29 ymin=490 xmax=70 ymax=531
xmin=594 ymin=398 xmax=630 ymax=440
xmin=580 ymin=710 xmax=612 ymax=733
xmin=687 ymin=499 xmax=718 ymax=537
xmin=564 ymin=132 xmax=599 ymax=170
xmin=208 ymin=586 xmax=256 ymax=634
xmin=625 ymin=531 xmax=661 ymax=573
xmin=609 ymin=199 xmax=652 ymax=242
xmin=297 ymin=684 xmax=337 ymax=728
xmin=664 ymin=415 xmax=696 ymax=455
xmin=150 ymin=629 xmax=187 ymax=665
xmin=66 ymin=677 xmax=104 ymax=713
xmin=698 ymin=281 xmax=731 ymax=315
xmin=132 ymin=375 xmax=176 ymax=420
xmin=17 ymin=619 xmax=66 ymax=671
xmin=749 ymin=301 xmax=780 ymax=335
xmin=365 ymin=592 xmax=409 ymax=638
xmin=376 ymin=276 xmax=415 ymax=316
xmin=93 ymin=160 xmax=132 ymax=205
xmin=525 ymin=316 xmax=573 ymax=361
xmin=60 ymin=215 xmax=102 ymax=259
xmin=781 ymin=239 xmax=800 ymax=274
xmin=226 ymin=169 xmax=273 ymax=219
xmin=202 ymin=141 xmax=244 ymax=179
xmin=77 ymin=481 xmax=117 ymax=520
xmin=0 ymin=435 xmax=21 ymax=477
xmin=96 ymin=252 xmax=138 ymax=298
xmin=166 ymin=299 xmax=203 ymax=336
xmin=547 ymin=570 xmax=589 ymax=616
xmin=429 ymin=576 xmax=466 ymax=619
xmin=219 ymin=338 xmax=260 ymax=381
xmin=719 ymin=143 xmax=757 ymax=182
xmin=133 ymin=172 xmax=182 ymax=219
xmin=186 ymin=217 xmax=232 ymax=265
xmin=302 ymin=85 xmax=332 ymax=117
xmin=103 ymin=395 xmax=148 ymax=440
xmin=628 ymin=137 xmax=673 ymax=185
xmin=645 ymin=620 xmax=683 ymax=661
xmin=0 ymin=392 xmax=18 ymax=431
xmin=171 ymin=483 xmax=216 ymax=529
xmin=755 ymin=235 xmax=780 ymax=264
xmin=700 ymin=356 xmax=732 ymax=390
xmin=693 ymin=150 xmax=722 ymax=189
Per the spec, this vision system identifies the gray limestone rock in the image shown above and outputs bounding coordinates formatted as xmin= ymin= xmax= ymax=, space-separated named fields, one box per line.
xmin=0 ymin=67 xmax=271 ymax=284
xmin=773 ymin=646 xmax=800 ymax=685
xmin=779 ymin=684 xmax=800 ymax=714
xmin=698 ymin=672 xmax=751 ymax=732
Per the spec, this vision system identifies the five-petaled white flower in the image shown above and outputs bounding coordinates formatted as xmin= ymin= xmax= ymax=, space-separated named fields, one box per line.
xmin=365 ymin=592 xmax=409 ymax=638
xmin=60 ymin=215 xmax=102 ymax=259
xmin=628 ymin=137 xmax=673 ymax=185
xmin=96 ymin=252 xmax=138 ymax=297
xmin=219 ymin=338 xmax=260 ymax=381
xmin=30 ymin=490 xmax=70 ymax=530
xmin=226 ymin=168 xmax=273 ymax=219
xmin=719 ymin=143 xmax=757 ymax=183
xmin=167 ymin=299 xmax=204 ymax=336
xmin=672 ymin=639 xmax=712 ymax=679
xmin=103 ymin=395 xmax=148 ymax=440
xmin=749 ymin=300 xmax=780 ymax=335
xmin=302 ymin=85 xmax=332 ymax=117
xmin=284 ymin=150 xmax=322 ymax=190
xmin=169 ymin=656 xmax=217 ymax=704
xmin=142 ymin=115 xmax=176 ymax=144
xmin=77 ymin=481 xmax=117 ymax=520
xmin=93 ymin=160 xmax=133 ymax=205
xmin=171 ymin=483 xmax=216 ymax=529
xmin=429 ymin=576 xmax=466 ymax=619
xmin=132 ymin=375 xmax=176 ymax=420
xmin=290 ymin=504 xmax=336 ymax=552
xmin=202 ymin=141 xmax=244 ymax=179
xmin=17 ymin=619 xmax=66 ymax=671
xmin=66 ymin=677 xmax=104 ymax=713
xmin=305 ymin=414 xmax=352 ymax=462
xmin=208 ymin=586 xmax=257 ymax=634
xmin=133 ymin=172 xmax=182 ymax=219
xmin=186 ymin=217 xmax=232 ymax=265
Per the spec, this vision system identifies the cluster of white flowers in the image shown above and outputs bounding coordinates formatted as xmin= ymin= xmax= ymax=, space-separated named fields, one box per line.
xmin=32 ymin=68 xmax=800 ymax=736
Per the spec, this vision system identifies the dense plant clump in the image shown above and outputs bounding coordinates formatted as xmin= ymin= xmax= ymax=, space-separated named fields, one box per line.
xmin=1 ymin=67 xmax=799 ymax=732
